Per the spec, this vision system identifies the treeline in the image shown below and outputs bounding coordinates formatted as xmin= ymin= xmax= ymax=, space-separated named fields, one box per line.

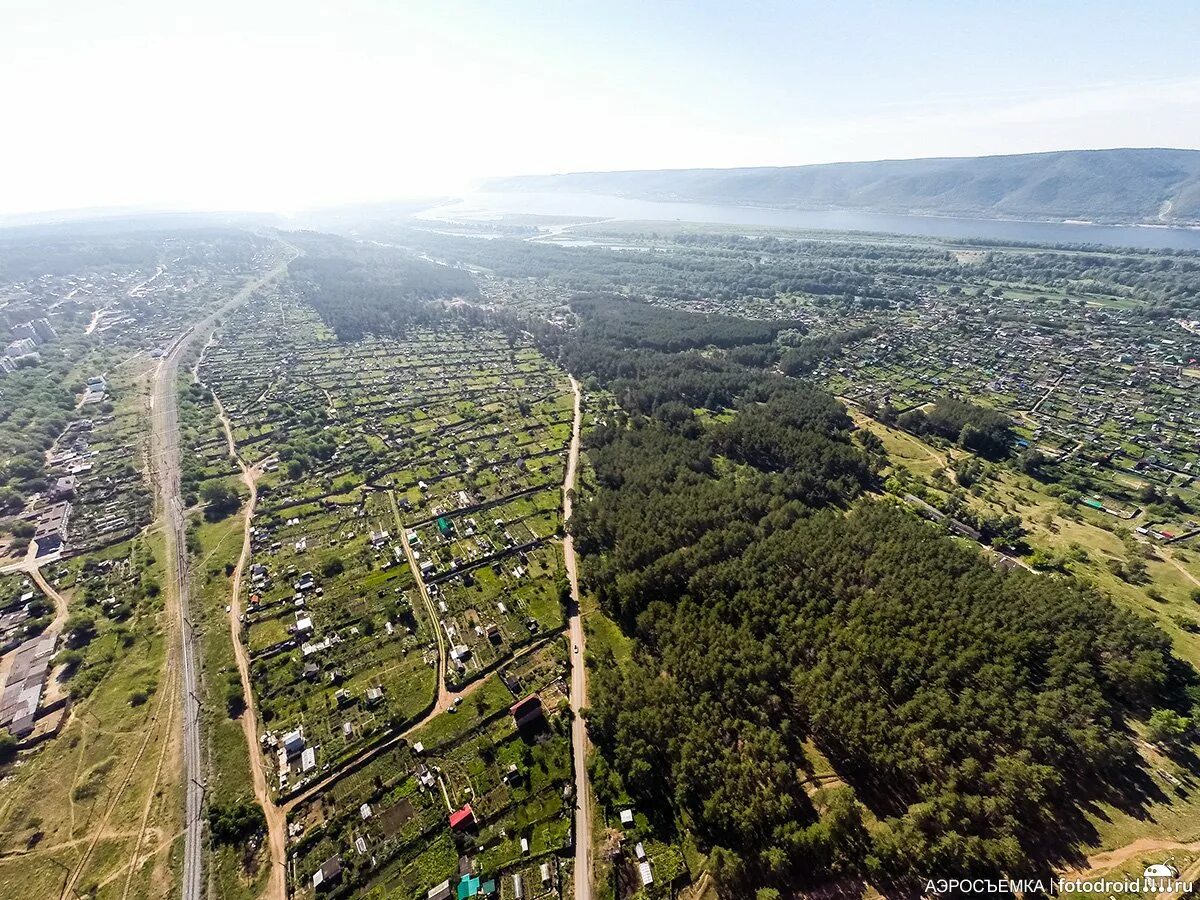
xmin=524 ymin=294 xmax=866 ymax=416
xmin=896 ymin=396 xmax=1014 ymax=458
xmin=287 ymin=233 xmax=476 ymax=340
xmin=569 ymin=293 xmax=801 ymax=352
xmin=0 ymin=233 xmax=162 ymax=281
xmin=0 ymin=367 xmax=76 ymax=511
xmin=572 ymin=387 xmax=872 ymax=615
xmin=0 ymin=227 xmax=269 ymax=282
xmin=367 ymin=224 xmax=1200 ymax=311
xmin=526 ymin=297 xmax=776 ymax=415
xmin=364 ymin=225 xmax=923 ymax=304
xmin=972 ymin=247 xmax=1200 ymax=307
xmin=779 ymin=325 xmax=876 ymax=376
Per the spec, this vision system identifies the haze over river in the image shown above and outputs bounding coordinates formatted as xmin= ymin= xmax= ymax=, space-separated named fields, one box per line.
xmin=421 ymin=192 xmax=1200 ymax=252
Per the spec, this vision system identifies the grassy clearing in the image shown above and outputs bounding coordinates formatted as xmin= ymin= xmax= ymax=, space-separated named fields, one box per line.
xmin=0 ymin=531 xmax=181 ymax=900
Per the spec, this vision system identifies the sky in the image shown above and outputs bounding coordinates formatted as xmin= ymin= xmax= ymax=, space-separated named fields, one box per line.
xmin=3 ymin=0 xmax=1200 ymax=215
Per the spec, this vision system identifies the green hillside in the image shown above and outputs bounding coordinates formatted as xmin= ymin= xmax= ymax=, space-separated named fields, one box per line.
xmin=486 ymin=148 xmax=1200 ymax=224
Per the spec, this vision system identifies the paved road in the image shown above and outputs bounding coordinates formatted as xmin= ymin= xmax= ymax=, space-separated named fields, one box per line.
xmin=562 ymin=376 xmax=593 ymax=900
xmin=148 ymin=249 xmax=295 ymax=900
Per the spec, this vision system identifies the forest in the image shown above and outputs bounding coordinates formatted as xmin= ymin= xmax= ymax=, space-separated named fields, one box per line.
xmin=896 ymin=397 xmax=1015 ymax=458
xmin=547 ymin=294 xmax=1188 ymax=894
xmin=778 ymin=325 xmax=877 ymax=376
xmin=0 ymin=362 xmax=79 ymax=511
xmin=567 ymin=293 xmax=801 ymax=352
xmin=581 ymin=493 xmax=1175 ymax=889
xmin=280 ymin=232 xmax=1197 ymax=895
xmin=0 ymin=226 xmax=268 ymax=282
xmin=365 ymin=225 xmax=924 ymax=304
xmin=286 ymin=232 xmax=476 ymax=339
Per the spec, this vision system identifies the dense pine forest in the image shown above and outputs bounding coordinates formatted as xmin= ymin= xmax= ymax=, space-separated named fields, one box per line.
xmin=287 ymin=232 xmax=476 ymax=339
xmin=545 ymin=294 xmax=1191 ymax=895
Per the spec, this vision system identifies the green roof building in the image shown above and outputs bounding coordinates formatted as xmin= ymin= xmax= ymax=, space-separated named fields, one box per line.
xmin=456 ymin=874 xmax=480 ymax=900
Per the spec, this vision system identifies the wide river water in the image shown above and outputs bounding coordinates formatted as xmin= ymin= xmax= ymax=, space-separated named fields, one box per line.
xmin=420 ymin=192 xmax=1200 ymax=252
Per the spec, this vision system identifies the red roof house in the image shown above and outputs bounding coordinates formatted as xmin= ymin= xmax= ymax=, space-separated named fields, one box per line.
xmin=449 ymin=804 xmax=475 ymax=831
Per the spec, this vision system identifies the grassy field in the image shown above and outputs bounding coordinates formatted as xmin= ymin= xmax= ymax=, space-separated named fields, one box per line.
xmin=191 ymin=510 xmax=271 ymax=900
xmin=853 ymin=411 xmax=1200 ymax=655
xmin=0 ymin=531 xmax=183 ymax=900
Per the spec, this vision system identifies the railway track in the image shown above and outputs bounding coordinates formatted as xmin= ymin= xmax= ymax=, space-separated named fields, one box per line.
xmin=147 ymin=247 xmax=296 ymax=900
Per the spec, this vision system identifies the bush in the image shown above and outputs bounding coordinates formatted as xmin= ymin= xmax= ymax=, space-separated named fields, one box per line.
xmin=207 ymin=801 xmax=265 ymax=845
xmin=201 ymin=481 xmax=241 ymax=522
xmin=64 ymin=612 xmax=97 ymax=648
xmin=55 ymin=648 xmax=85 ymax=675
xmin=1146 ymin=708 xmax=1191 ymax=745
xmin=0 ymin=729 xmax=17 ymax=762
xmin=225 ymin=681 xmax=246 ymax=718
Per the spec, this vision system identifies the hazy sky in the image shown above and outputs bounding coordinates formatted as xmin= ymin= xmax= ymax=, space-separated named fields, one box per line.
xmin=3 ymin=0 xmax=1200 ymax=215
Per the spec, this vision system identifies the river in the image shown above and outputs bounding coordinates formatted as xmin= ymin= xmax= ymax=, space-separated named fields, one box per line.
xmin=419 ymin=192 xmax=1200 ymax=252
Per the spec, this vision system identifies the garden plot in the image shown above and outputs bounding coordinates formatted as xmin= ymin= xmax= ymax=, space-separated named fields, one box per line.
xmin=244 ymin=490 xmax=438 ymax=785
xmin=411 ymin=489 xmax=563 ymax=577
xmin=199 ymin=294 xmax=579 ymax=895
xmin=428 ymin=542 xmax=565 ymax=678
xmin=289 ymin=643 xmax=572 ymax=900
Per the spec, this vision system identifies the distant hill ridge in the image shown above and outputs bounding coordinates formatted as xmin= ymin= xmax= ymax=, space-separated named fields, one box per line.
xmin=484 ymin=148 xmax=1200 ymax=225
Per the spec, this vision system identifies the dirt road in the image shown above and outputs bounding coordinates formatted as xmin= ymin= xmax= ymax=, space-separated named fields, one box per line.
xmin=279 ymin=659 xmax=509 ymax=815
xmin=1163 ymin=550 xmax=1200 ymax=588
xmin=0 ymin=547 xmax=68 ymax=687
xmin=285 ymin=380 xmax=589 ymax=827
xmin=562 ymin=376 xmax=593 ymax=900
xmin=1061 ymin=834 xmax=1200 ymax=897
xmin=213 ymin=394 xmax=287 ymax=900
xmin=204 ymin=356 xmax=587 ymax=900
xmin=392 ymin=493 xmax=455 ymax=714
